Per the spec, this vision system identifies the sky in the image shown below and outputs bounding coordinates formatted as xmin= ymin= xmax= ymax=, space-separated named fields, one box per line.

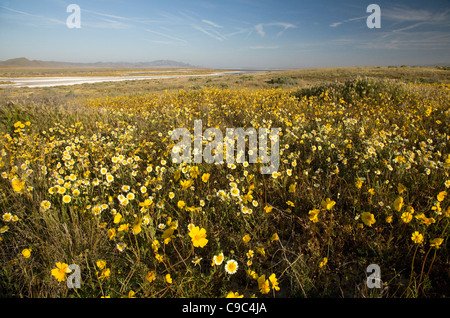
xmin=0 ymin=0 xmax=449 ymax=69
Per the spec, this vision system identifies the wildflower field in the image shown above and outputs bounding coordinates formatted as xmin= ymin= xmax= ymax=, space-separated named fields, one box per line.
xmin=0 ymin=68 xmax=449 ymax=298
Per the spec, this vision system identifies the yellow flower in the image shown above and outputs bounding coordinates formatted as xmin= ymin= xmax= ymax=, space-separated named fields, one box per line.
xmin=270 ymin=233 xmax=279 ymax=242
xmin=107 ymin=228 xmax=116 ymax=240
xmin=22 ymin=248 xmax=31 ymax=258
xmin=319 ymin=257 xmax=328 ymax=268
xmin=201 ymin=173 xmax=210 ymax=183
xmin=226 ymin=291 xmax=244 ymax=298
xmin=430 ymin=238 xmax=443 ymax=249
xmin=146 ymin=271 xmax=156 ymax=283
xmin=355 ymin=178 xmax=364 ymax=189
xmin=225 ymin=260 xmax=238 ymax=275
xmin=398 ymin=183 xmax=407 ymax=194
xmin=242 ymin=234 xmax=251 ymax=243
xmin=308 ymin=209 xmax=320 ymax=223
xmin=11 ymin=178 xmax=25 ymax=193
xmin=96 ymin=260 xmax=106 ymax=269
xmin=431 ymin=202 xmax=442 ymax=214
xmin=151 ymin=240 xmax=160 ymax=253
xmin=437 ymin=191 xmax=447 ymax=202
xmin=165 ymin=273 xmax=172 ymax=284
xmin=162 ymin=227 xmax=175 ymax=244
xmin=250 ymin=247 xmax=262 ymax=258
xmin=41 ymin=200 xmax=51 ymax=210
xmin=401 ymin=212 xmax=413 ymax=223
xmin=116 ymin=242 xmax=126 ymax=252
xmin=288 ymin=183 xmax=296 ymax=193
xmin=212 ymin=253 xmax=224 ymax=266
xmin=286 ymin=200 xmax=295 ymax=207
xmin=132 ymin=218 xmax=142 ymax=235
xmin=2 ymin=213 xmax=12 ymax=222
xmin=230 ymin=187 xmax=240 ymax=197
xmin=264 ymin=205 xmax=273 ymax=213
xmin=113 ymin=213 xmax=122 ymax=224
xmin=62 ymin=195 xmax=71 ymax=203
xmin=177 ymin=200 xmax=186 ymax=209
xmin=257 ymin=275 xmax=270 ymax=294
xmin=122 ymin=290 xmax=136 ymax=298
xmin=443 ymin=206 xmax=450 ymax=218
xmin=393 ymin=197 xmax=403 ymax=212
xmin=361 ymin=212 xmax=376 ymax=227
xmin=190 ymin=166 xmax=199 ymax=179
xmin=189 ymin=226 xmax=208 ymax=248
xmin=385 ymin=215 xmax=393 ymax=223
xmin=268 ymin=273 xmax=280 ymax=291
xmin=405 ymin=206 xmax=414 ymax=214
xmin=411 ymin=231 xmax=424 ymax=244
xmin=139 ymin=198 xmax=153 ymax=207
xmin=368 ymin=188 xmax=375 ymax=195
xmin=155 ymin=253 xmax=164 ymax=263
xmin=58 ymin=186 xmax=66 ymax=194
xmin=187 ymin=223 xmax=195 ymax=231
xmin=51 ymin=262 xmax=71 ymax=282
xmin=180 ymin=179 xmax=193 ymax=190
xmin=247 ymin=269 xmax=258 ymax=280
xmin=321 ymin=198 xmax=336 ymax=210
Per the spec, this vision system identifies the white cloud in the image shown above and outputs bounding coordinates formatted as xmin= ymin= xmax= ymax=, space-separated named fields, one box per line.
xmin=254 ymin=22 xmax=295 ymax=37
xmin=0 ymin=5 xmax=65 ymax=25
xmin=329 ymin=16 xmax=365 ymax=28
xmin=201 ymin=19 xmax=222 ymax=28
xmin=255 ymin=24 xmax=265 ymax=36
xmin=145 ymin=28 xmax=187 ymax=43
xmin=192 ymin=25 xmax=225 ymax=41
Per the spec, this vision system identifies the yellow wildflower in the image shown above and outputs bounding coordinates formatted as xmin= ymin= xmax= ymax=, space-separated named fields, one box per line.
xmin=51 ymin=262 xmax=71 ymax=282
xmin=361 ymin=212 xmax=376 ymax=227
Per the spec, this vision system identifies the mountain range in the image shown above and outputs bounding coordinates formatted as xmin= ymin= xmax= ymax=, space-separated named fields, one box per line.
xmin=0 ymin=57 xmax=197 ymax=68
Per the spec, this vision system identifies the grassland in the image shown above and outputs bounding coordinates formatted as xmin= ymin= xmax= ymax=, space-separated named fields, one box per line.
xmin=0 ymin=66 xmax=449 ymax=298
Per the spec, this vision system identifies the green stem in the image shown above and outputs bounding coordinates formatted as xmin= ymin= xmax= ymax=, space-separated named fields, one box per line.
xmin=403 ymin=244 xmax=419 ymax=297
xmin=418 ymin=247 xmax=432 ymax=286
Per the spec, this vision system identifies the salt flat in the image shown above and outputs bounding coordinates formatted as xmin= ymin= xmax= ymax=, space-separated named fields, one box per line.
xmin=0 ymin=71 xmax=240 ymax=88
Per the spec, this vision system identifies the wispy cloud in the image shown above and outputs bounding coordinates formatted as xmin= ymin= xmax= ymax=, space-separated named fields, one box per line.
xmin=382 ymin=7 xmax=450 ymax=23
xmin=82 ymin=9 xmax=132 ymax=21
xmin=192 ymin=24 xmax=226 ymax=41
xmin=201 ymin=19 xmax=222 ymax=28
xmin=255 ymin=24 xmax=265 ymax=36
xmin=329 ymin=16 xmax=366 ymax=27
xmin=144 ymin=28 xmax=187 ymax=44
xmin=371 ymin=7 xmax=450 ymax=49
xmin=83 ymin=17 xmax=133 ymax=29
xmin=0 ymin=5 xmax=65 ymax=25
xmin=254 ymin=22 xmax=296 ymax=37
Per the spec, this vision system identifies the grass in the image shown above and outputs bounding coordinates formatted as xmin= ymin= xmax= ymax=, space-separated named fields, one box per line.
xmin=0 ymin=66 xmax=449 ymax=298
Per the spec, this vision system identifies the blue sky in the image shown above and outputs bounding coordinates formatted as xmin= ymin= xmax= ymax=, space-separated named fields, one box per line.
xmin=0 ymin=0 xmax=449 ymax=68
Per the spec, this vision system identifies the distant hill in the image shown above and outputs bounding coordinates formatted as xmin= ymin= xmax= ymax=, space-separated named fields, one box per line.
xmin=0 ymin=57 xmax=197 ymax=68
